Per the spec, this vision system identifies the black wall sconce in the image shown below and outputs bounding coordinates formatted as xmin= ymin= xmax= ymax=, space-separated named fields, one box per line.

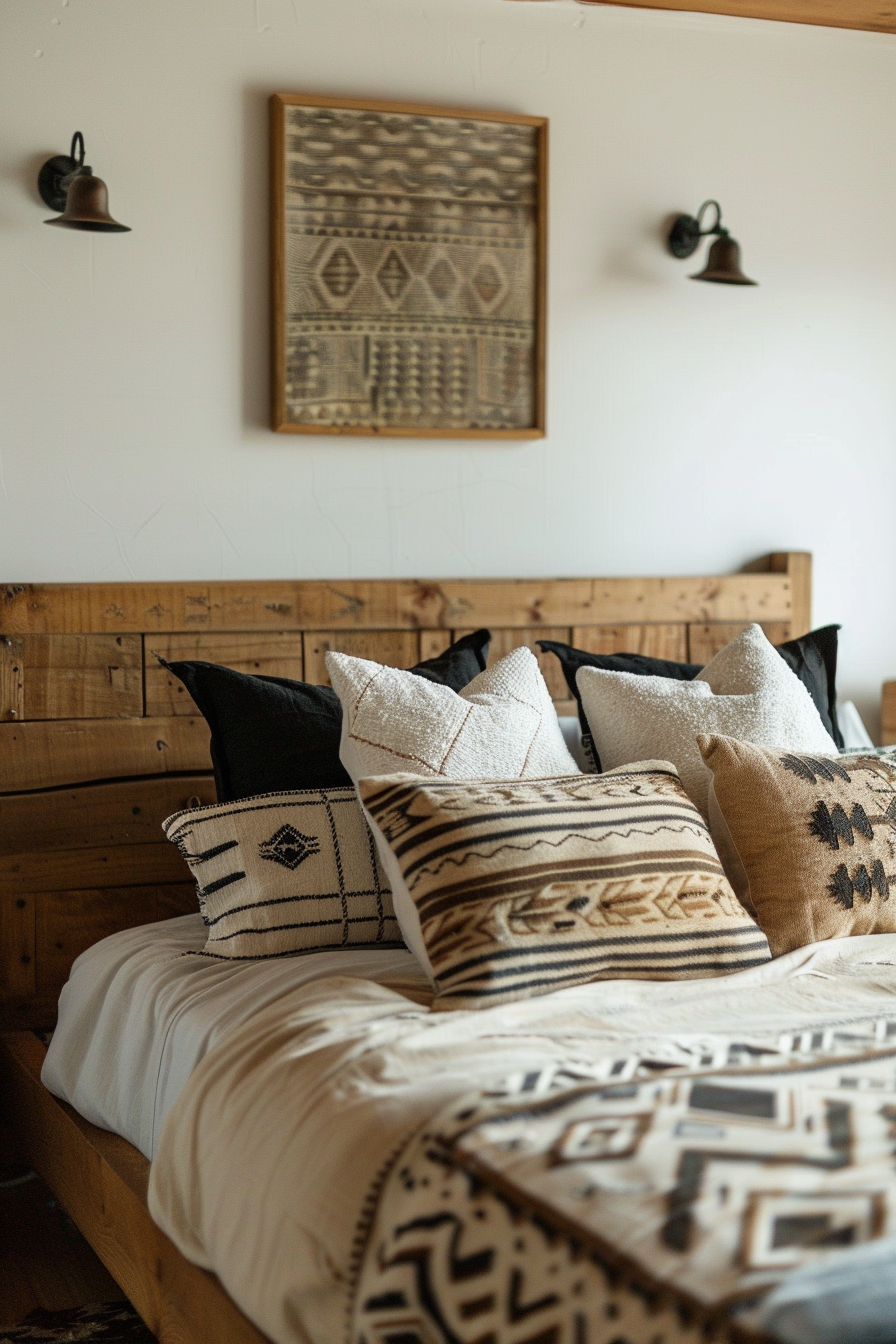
xmin=667 ymin=200 xmax=755 ymax=285
xmin=38 ymin=132 xmax=130 ymax=232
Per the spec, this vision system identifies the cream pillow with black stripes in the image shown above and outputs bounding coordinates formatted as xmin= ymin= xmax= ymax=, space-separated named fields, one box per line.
xmin=164 ymin=789 xmax=401 ymax=958
xmin=358 ymin=763 xmax=770 ymax=1009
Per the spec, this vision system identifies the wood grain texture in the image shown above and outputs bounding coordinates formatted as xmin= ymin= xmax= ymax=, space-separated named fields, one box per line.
xmin=303 ymin=630 xmax=421 ymax=685
xmin=687 ymin=621 xmax=791 ymax=665
xmin=574 ymin=0 xmax=896 ymax=34
xmin=1 ymin=568 xmax=797 ymax=635
xmin=769 ymin=552 xmax=812 ymax=637
xmin=35 ymin=885 xmax=196 ymax=998
xmin=418 ymin=629 xmax=455 ymax=661
xmin=0 ymin=844 xmax=189 ymax=896
xmin=741 ymin=552 xmax=812 ymax=634
xmin=0 ymin=1033 xmax=272 ymax=1344
xmin=0 ymin=636 xmax=24 ymax=721
xmin=21 ymin=634 xmax=143 ymax=721
xmin=0 ymin=1171 xmax=125 ymax=1328
xmin=145 ymin=632 xmax=305 ymax=716
xmin=569 ymin=623 xmax=688 ymax=661
xmin=460 ymin=626 xmax=571 ymax=700
xmin=0 ymin=775 xmax=216 ymax=857
xmin=0 ymin=893 xmax=35 ymax=1000
xmin=882 ymin=682 xmax=896 ymax=745
xmin=0 ymin=717 xmax=212 ymax=792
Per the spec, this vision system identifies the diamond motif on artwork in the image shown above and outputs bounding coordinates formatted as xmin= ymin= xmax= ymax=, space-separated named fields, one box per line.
xmin=471 ymin=261 xmax=504 ymax=305
xmin=320 ymin=247 xmax=360 ymax=298
xmin=426 ymin=258 xmax=457 ymax=303
xmin=283 ymin=105 xmax=540 ymax=430
xmin=377 ymin=249 xmax=411 ymax=300
xmin=258 ymin=824 xmax=320 ymax=870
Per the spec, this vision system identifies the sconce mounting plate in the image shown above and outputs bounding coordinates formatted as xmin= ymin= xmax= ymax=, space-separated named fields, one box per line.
xmin=38 ymin=153 xmax=81 ymax=212
xmin=668 ymin=213 xmax=702 ymax=259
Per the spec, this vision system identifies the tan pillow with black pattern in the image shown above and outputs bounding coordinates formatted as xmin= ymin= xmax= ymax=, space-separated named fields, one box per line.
xmin=698 ymin=734 xmax=896 ymax=956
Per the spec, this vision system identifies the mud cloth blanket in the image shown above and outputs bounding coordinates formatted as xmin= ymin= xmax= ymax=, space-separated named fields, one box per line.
xmin=147 ymin=937 xmax=896 ymax=1344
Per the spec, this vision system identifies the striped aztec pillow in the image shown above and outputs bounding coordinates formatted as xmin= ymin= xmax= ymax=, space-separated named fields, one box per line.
xmin=359 ymin=764 xmax=771 ymax=1010
xmin=164 ymin=788 xmax=401 ymax=958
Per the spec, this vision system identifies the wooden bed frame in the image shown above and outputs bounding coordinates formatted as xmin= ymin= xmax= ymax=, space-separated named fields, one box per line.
xmin=0 ymin=554 xmax=811 ymax=1344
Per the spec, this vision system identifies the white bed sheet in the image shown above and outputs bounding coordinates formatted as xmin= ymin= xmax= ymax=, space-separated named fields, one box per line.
xmin=41 ymin=913 xmax=425 ymax=1159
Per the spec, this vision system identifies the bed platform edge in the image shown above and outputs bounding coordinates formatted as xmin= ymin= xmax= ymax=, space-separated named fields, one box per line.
xmin=0 ymin=1031 xmax=271 ymax=1344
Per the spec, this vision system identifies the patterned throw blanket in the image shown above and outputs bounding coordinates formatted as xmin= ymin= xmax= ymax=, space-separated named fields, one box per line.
xmin=353 ymin=1018 xmax=896 ymax=1344
xmin=147 ymin=936 xmax=896 ymax=1344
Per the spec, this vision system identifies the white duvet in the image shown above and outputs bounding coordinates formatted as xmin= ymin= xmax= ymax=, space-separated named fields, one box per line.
xmin=42 ymin=913 xmax=426 ymax=1158
xmin=145 ymin=934 xmax=896 ymax=1344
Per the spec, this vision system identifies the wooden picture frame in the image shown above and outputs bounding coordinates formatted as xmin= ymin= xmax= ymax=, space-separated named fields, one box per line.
xmin=270 ymin=93 xmax=547 ymax=439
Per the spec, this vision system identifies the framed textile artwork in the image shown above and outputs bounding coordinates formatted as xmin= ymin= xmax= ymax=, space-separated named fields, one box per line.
xmin=270 ymin=94 xmax=547 ymax=439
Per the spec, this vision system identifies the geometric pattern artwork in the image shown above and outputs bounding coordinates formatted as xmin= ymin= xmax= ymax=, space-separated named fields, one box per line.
xmin=352 ymin=1015 xmax=896 ymax=1343
xmin=272 ymin=95 xmax=546 ymax=437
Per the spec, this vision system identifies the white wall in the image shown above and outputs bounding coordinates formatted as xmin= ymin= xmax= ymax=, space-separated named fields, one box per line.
xmin=2 ymin=0 xmax=895 ymax=730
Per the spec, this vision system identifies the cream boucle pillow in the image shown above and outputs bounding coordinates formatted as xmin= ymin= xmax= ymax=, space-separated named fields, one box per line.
xmin=327 ymin=645 xmax=580 ymax=972
xmin=576 ymin=624 xmax=838 ymax=818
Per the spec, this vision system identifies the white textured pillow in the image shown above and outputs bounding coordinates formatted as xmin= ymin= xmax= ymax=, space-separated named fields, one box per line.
xmin=576 ymin=623 xmax=838 ymax=818
xmin=327 ymin=645 xmax=580 ymax=973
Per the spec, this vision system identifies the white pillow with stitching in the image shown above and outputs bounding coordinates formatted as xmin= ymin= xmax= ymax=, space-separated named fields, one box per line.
xmin=576 ymin=623 xmax=838 ymax=819
xmin=327 ymin=645 xmax=580 ymax=973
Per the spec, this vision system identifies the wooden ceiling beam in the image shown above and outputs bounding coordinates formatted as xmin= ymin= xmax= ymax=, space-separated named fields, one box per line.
xmin=570 ymin=0 xmax=896 ymax=36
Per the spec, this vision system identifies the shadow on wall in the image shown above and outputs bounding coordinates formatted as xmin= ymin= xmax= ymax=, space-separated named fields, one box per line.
xmin=242 ymin=87 xmax=273 ymax=435
xmin=598 ymin=212 xmax=681 ymax=287
xmin=0 ymin=151 xmax=55 ymax=231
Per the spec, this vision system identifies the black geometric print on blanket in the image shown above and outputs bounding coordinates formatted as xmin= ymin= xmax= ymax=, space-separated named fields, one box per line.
xmin=258 ymin=823 xmax=320 ymax=870
xmin=351 ymin=1017 xmax=896 ymax=1344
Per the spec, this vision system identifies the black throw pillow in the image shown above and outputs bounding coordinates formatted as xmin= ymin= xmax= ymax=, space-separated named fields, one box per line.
xmin=538 ymin=625 xmax=843 ymax=761
xmin=162 ymin=628 xmax=491 ymax=802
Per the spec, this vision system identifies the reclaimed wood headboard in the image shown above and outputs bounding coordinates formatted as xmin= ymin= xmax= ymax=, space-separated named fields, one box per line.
xmin=0 ymin=552 xmax=810 ymax=1030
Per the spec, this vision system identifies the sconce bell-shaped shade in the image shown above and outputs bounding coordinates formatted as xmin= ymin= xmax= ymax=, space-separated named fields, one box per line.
xmin=44 ymin=173 xmax=130 ymax=232
xmin=690 ymin=235 xmax=756 ymax=285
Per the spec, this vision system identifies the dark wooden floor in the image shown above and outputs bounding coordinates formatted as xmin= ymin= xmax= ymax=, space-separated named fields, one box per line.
xmin=0 ymin=1123 xmax=125 ymax=1328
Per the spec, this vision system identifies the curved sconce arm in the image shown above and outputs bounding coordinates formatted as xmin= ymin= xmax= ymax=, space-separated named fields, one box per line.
xmin=37 ymin=131 xmax=130 ymax=232
xmin=38 ymin=132 xmax=89 ymax=212
xmin=668 ymin=200 xmax=726 ymax=259
xmin=667 ymin=198 xmax=757 ymax=286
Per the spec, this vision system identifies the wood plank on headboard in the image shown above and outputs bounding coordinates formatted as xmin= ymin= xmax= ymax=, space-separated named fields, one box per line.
xmin=0 ymin=553 xmax=811 ymax=1029
xmin=1 ymin=717 xmax=211 ymax=792
xmin=2 ymin=566 xmax=801 ymax=635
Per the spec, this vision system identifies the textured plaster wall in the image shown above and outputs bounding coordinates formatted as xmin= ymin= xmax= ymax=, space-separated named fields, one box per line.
xmin=1 ymin=0 xmax=895 ymax=728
